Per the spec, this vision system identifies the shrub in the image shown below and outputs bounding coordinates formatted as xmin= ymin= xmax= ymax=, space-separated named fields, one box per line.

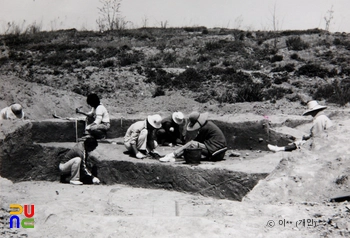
xmin=290 ymin=53 xmax=300 ymax=60
xmin=172 ymin=68 xmax=205 ymax=91
xmin=46 ymin=52 xmax=67 ymax=66
xmin=217 ymin=89 xmax=236 ymax=103
xmin=271 ymin=63 xmax=295 ymax=73
xmin=340 ymin=67 xmax=350 ymax=76
xmin=144 ymin=68 xmax=173 ymax=88
xmin=235 ymin=83 xmax=264 ymax=102
xmin=270 ymin=54 xmax=283 ymax=63
xmin=314 ymin=79 xmax=350 ymax=106
xmin=205 ymin=41 xmax=222 ymax=51
xmin=202 ymin=29 xmax=209 ymax=35
xmin=162 ymin=52 xmax=177 ymax=65
xmin=296 ymin=64 xmax=335 ymax=78
xmin=195 ymin=90 xmax=218 ymax=103
xmin=286 ymin=36 xmax=309 ymax=51
xmin=119 ymin=52 xmax=142 ymax=66
xmin=152 ymin=86 xmax=165 ymax=98
xmin=264 ymin=87 xmax=293 ymax=100
xmin=103 ymin=59 xmax=115 ymax=68
xmin=273 ymin=75 xmax=289 ymax=84
xmin=220 ymin=71 xmax=253 ymax=84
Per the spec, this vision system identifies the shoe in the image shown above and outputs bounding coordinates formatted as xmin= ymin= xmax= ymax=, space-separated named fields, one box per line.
xmin=149 ymin=151 xmax=162 ymax=159
xmin=267 ymin=144 xmax=284 ymax=152
xmin=70 ymin=180 xmax=83 ymax=185
xmin=159 ymin=153 xmax=175 ymax=162
xmin=136 ymin=152 xmax=147 ymax=159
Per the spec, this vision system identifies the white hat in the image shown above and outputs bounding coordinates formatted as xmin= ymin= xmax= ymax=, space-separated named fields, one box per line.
xmin=172 ymin=112 xmax=184 ymax=125
xmin=186 ymin=112 xmax=208 ymax=131
xmin=147 ymin=114 xmax=162 ymax=129
xmin=10 ymin=104 xmax=23 ymax=118
xmin=302 ymin=100 xmax=327 ymax=116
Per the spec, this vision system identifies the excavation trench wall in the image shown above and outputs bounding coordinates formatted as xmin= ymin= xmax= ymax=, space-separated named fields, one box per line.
xmin=30 ymin=118 xmax=294 ymax=150
xmin=0 ymin=118 xmax=297 ymax=200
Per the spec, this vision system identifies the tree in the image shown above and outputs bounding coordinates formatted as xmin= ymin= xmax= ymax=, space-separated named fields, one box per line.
xmin=269 ymin=3 xmax=283 ymax=52
xmin=96 ymin=0 xmax=128 ymax=31
xmin=324 ymin=5 xmax=334 ymax=32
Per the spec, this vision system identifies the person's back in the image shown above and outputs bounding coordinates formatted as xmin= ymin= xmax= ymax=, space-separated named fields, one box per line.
xmin=311 ymin=113 xmax=332 ymax=137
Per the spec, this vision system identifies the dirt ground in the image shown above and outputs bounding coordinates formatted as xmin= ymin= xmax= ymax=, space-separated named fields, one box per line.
xmin=1 ymin=75 xmax=350 ymax=237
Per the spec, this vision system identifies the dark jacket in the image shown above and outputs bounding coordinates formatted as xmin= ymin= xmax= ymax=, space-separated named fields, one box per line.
xmin=194 ymin=121 xmax=227 ymax=158
xmin=61 ymin=142 xmax=94 ymax=181
xmin=159 ymin=116 xmax=183 ymax=143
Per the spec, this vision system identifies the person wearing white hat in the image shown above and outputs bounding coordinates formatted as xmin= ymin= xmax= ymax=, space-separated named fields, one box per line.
xmin=156 ymin=112 xmax=185 ymax=146
xmin=0 ymin=103 xmax=24 ymax=120
xmin=268 ymin=100 xmax=333 ymax=152
xmin=124 ymin=114 xmax=162 ymax=159
xmin=160 ymin=111 xmax=227 ymax=162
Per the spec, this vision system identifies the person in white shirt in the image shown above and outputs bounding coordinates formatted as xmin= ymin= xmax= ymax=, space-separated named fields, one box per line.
xmin=0 ymin=103 xmax=24 ymax=120
xmin=76 ymin=94 xmax=110 ymax=139
xmin=268 ymin=100 xmax=332 ymax=152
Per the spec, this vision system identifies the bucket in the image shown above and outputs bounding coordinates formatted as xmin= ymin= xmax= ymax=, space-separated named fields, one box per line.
xmin=184 ymin=148 xmax=202 ymax=164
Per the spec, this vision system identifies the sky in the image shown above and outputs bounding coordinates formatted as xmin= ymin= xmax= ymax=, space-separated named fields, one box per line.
xmin=0 ymin=0 xmax=349 ymax=33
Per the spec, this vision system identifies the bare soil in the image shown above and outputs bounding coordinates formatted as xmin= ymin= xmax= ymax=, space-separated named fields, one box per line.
xmin=1 ymin=74 xmax=350 ymax=237
xmin=1 ymin=28 xmax=350 ymax=237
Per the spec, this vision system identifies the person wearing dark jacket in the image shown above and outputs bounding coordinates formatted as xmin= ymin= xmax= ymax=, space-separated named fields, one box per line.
xmin=160 ymin=111 xmax=227 ymax=162
xmin=156 ymin=112 xmax=185 ymax=146
xmin=59 ymin=137 xmax=100 ymax=185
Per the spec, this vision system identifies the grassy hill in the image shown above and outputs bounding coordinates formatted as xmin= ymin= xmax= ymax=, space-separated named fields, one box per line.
xmin=0 ymin=27 xmax=350 ymax=118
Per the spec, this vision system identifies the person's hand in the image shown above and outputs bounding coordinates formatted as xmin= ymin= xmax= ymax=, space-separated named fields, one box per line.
xmin=86 ymin=125 xmax=91 ymax=130
xmin=92 ymin=177 xmax=100 ymax=184
xmin=169 ymin=127 xmax=174 ymax=132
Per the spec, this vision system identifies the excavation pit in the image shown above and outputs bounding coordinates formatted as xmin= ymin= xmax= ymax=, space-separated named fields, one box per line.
xmin=0 ymin=116 xmax=308 ymax=201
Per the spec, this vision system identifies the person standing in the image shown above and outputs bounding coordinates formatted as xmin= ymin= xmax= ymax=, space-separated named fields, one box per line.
xmin=76 ymin=94 xmax=110 ymax=139
xmin=59 ymin=137 xmax=100 ymax=185
xmin=160 ymin=111 xmax=227 ymax=162
xmin=268 ymin=100 xmax=333 ymax=152
xmin=0 ymin=103 xmax=24 ymax=120
xmin=124 ymin=114 xmax=162 ymax=159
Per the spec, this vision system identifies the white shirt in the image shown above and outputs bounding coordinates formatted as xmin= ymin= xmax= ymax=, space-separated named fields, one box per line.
xmin=0 ymin=106 xmax=24 ymax=120
xmin=89 ymin=104 xmax=110 ymax=124
xmin=310 ymin=113 xmax=332 ymax=137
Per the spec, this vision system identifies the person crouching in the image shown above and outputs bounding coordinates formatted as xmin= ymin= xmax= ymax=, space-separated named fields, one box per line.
xmin=124 ymin=114 xmax=162 ymax=159
xmin=59 ymin=137 xmax=100 ymax=185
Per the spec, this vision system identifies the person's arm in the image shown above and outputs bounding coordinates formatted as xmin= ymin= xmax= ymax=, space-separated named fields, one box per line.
xmin=76 ymin=107 xmax=94 ymax=117
xmin=91 ymin=106 xmax=104 ymax=125
xmin=82 ymin=152 xmax=100 ymax=184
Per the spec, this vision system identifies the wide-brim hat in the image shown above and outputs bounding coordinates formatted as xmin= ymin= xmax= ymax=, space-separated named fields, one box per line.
xmin=10 ymin=104 xmax=23 ymax=118
xmin=186 ymin=112 xmax=208 ymax=131
xmin=302 ymin=100 xmax=327 ymax=116
xmin=147 ymin=114 xmax=162 ymax=129
xmin=172 ymin=112 xmax=184 ymax=125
